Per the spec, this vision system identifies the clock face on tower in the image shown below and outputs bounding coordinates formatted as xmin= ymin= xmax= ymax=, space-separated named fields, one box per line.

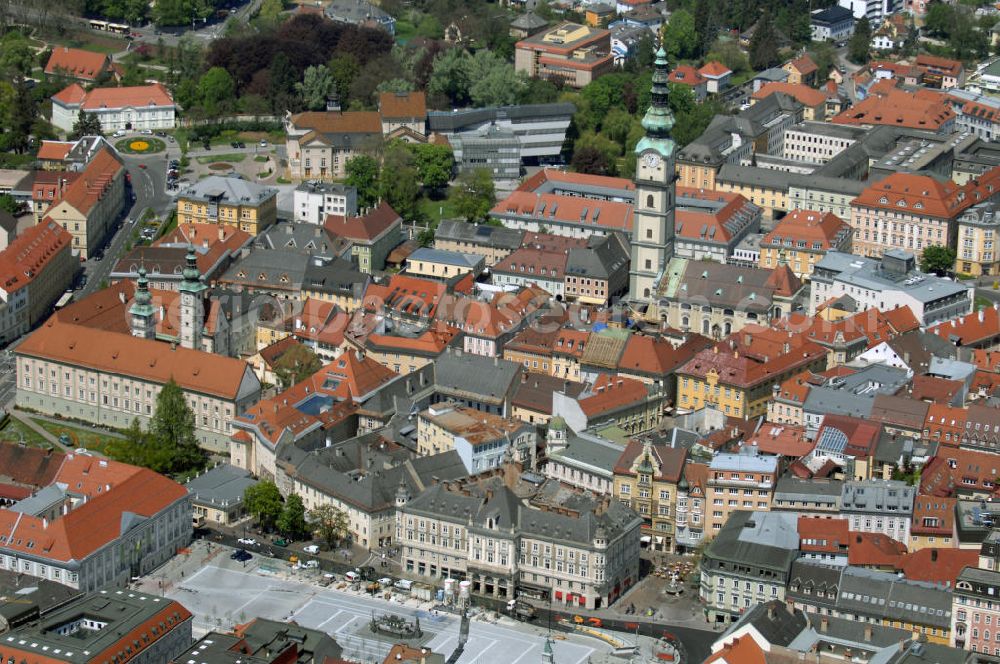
xmin=642 ymin=152 xmax=661 ymax=169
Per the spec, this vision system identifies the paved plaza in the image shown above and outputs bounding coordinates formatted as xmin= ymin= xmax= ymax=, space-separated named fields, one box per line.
xmin=164 ymin=561 xmax=613 ymax=664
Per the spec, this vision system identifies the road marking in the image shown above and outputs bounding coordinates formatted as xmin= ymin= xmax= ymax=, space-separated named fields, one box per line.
xmin=316 ymin=609 xmax=343 ymax=630
xmin=507 ymin=643 xmax=536 ymax=664
xmin=463 ymin=638 xmax=498 ymax=664
xmin=334 ymin=617 xmax=357 ymax=634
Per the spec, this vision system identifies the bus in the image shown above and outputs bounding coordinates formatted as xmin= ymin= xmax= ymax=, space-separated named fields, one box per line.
xmin=89 ymin=19 xmax=130 ymax=35
xmin=55 ymin=291 xmax=73 ymax=310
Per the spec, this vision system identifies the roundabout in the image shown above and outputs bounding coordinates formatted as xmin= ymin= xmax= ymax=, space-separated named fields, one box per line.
xmin=116 ymin=137 xmax=166 ymax=154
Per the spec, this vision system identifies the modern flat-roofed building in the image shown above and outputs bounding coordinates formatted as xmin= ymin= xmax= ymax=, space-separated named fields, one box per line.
xmin=176 ymin=176 xmax=278 ymax=236
xmin=428 ymin=103 xmax=574 ymax=165
xmin=514 ymin=23 xmax=614 ymax=88
xmin=293 ymin=181 xmax=357 ymax=224
xmin=810 ymin=5 xmax=854 ymax=41
xmin=0 ymin=590 xmax=192 ymax=664
xmin=705 ymin=448 xmax=779 ymax=534
xmin=809 ymin=250 xmax=973 ymax=327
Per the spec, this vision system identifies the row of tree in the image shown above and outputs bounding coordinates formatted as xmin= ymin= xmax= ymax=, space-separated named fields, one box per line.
xmin=243 ymin=480 xmax=351 ymax=549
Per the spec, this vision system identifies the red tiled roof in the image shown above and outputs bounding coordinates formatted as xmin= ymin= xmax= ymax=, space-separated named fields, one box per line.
xmin=36 ymin=140 xmax=74 ymax=162
xmin=617 ymin=333 xmax=713 ymax=377
xmin=699 ymin=61 xmax=731 ymax=77
xmin=553 ymin=328 xmax=589 ymax=358
xmin=17 ymin=314 xmax=252 ymax=400
xmin=920 ymin=448 xmax=1000 ymax=497
xmin=516 ymin=168 xmax=634 ymax=194
xmin=786 ymin=54 xmax=818 ymax=76
xmin=910 ymin=375 xmax=963 ymax=404
xmin=704 ymin=636 xmax=766 ymax=664
xmin=915 ymin=54 xmax=964 ymax=77
xmin=742 ymin=424 xmax=812 ymax=457
xmin=816 ymin=415 xmax=882 ymax=458
xmin=847 ymin=531 xmax=906 ymax=567
xmin=577 ymin=374 xmax=649 ymax=417
xmin=923 ymin=403 xmax=967 ymax=445
xmin=52 ymin=82 xmax=87 ymax=105
xmin=833 ymin=89 xmax=954 ymax=130
xmin=363 ymin=273 xmax=449 ymax=319
xmin=378 ymin=91 xmax=426 ymax=119
xmin=61 ymin=83 xmax=175 ymax=111
xmin=761 ymin=210 xmax=850 ymax=250
xmin=492 ymin=191 xmax=633 ymax=231
xmin=45 ymin=47 xmax=110 ymax=80
xmin=929 ymin=306 xmax=1000 ymax=346
xmin=493 ymin=246 xmax=569 ymax=281
xmin=899 ymin=548 xmax=976 ymax=587
xmin=57 ymin=146 xmax=124 ymax=215
xmin=668 ymin=65 xmax=706 ymax=86
xmin=678 ymin=329 xmax=826 ymax=389
xmin=882 ymin=306 xmax=921 ymax=334
xmin=0 ymin=455 xmax=187 ymax=562
xmin=911 ymin=495 xmax=956 ymax=537
xmin=613 ymin=440 xmax=687 ymax=482
xmin=852 ymin=168 xmax=1000 ymax=220
xmin=0 ymin=220 xmax=73 ymax=295
xmin=0 ymin=442 xmax=66 ymax=488
xmin=798 ymin=516 xmax=848 ymax=554
xmin=753 ymin=81 xmax=827 ymax=107
xmin=325 ymin=201 xmax=401 ymax=242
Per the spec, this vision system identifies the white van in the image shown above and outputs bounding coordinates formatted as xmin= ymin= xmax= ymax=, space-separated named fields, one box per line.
xmin=345 ymin=570 xmax=360 ymax=582
xmin=303 ymin=544 xmax=320 ymax=554
xmin=393 ymin=579 xmax=413 ymax=592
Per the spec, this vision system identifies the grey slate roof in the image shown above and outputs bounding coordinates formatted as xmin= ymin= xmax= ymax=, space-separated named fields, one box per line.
xmin=255 ymin=221 xmax=349 ymax=256
xmin=659 ymin=257 xmax=791 ymax=312
xmin=841 ymin=479 xmax=915 ymax=515
xmin=407 ymin=247 xmax=483 ymax=268
xmin=402 ymin=478 xmax=642 ymax=546
xmin=802 ymin=364 xmax=911 ymax=420
xmin=774 ymin=476 xmax=843 ymax=504
xmin=434 ymin=220 xmax=524 ymax=250
xmin=302 ymin=257 xmax=368 ymax=296
xmin=723 ymin=599 xmax=807 ymax=648
xmin=549 ymin=431 xmax=624 ymax=473
xmin=427 ymin=103 xmax=576 ymax=133
xmin=219 ymin=248 xmax=312 ymax=291
xmin=565 ymin=233 xmax=629 ymax=280
xmin=178 ymin=175 xmax=277 ymax=206
xmin=705 ymin=511 xmax=799 ymax=569
xmin=433 ymin=351 xmax=521 ymax=407
xmin=186 ymin=463 xmax=257 ymax=508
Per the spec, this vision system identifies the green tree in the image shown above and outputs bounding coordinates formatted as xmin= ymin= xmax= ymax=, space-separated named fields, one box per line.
xmin=277 ymin=493 xmax=307 ymax=538
xmin=848 ymin=17 xmax=872 ymax=65
xmin=0 ymin=32 xmax=35 ymax=79
xmin=70 ymin=110 xmax=103 ymax=139
xmin=268 ymin=52 xmax=299 ymax=113
xmin=345 ymin=155 xmax=381 ymax=208
xmin=308 ymin=503 xmax=351 ymax=548
xmin=451 ymin=168 xmax=495 ymax=222
xmin=150 ymin=378 xmax=205 ymax=473
xmin=375 ymin=78 xmax=413 ymax=94
xmin=921 ymin=245 xmax=957 ymax=276
xmin=923 ymin=2 xmax=953 ymax=37
xmin=296 ymin=65 xmax=335 ymax=111
xmin=258 ymin=0 xmax=284 ymax=23
xmin=705 ymin=39 xmax=750 ymax=76
xmin=467 ymin=50 xmax=527 ymax=107
xmin=662 ymin=9 xmax=699 ymax=62
xmin=427 ymin=48 xmax=472 ymax=106
xmin=198 ymin=67 xmax=235 ymax=116
xmin=409 ymin=143 xmax=454 ymax=190
xmin=0 ymin=195 xmax=18 ymax=215
xmin=244 ymin=481 xmax=283 ymax=530
xmin=380 ymin=143 xmax=420 ymax=220
xmin=602 ymin=108 xmax=634 ymax=150
xmin=6 ymin=78 xmax=34 ymax=154
xmin=272 ymin=343 xmax=322 ymax=389
xmin=749 ymin=10 xmax=780 ymax=70
xmin=416 ymin=14 xmax=444 ymax=39
xmin=328 ymin=54 xmax=359 ymax=104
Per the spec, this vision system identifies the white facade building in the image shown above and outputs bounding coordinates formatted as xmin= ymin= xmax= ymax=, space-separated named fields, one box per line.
xmin=293 ymin=181 xmax=358 ymax=224
xmin=51 ymin=83 xmax=177 ymax=134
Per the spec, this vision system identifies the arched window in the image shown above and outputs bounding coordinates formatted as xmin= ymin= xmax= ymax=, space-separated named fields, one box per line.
xmin=643 ymin=288 xmax=650 ymax=298
xmin=702 ymin=319 xmax=710 ymax=335
xmin=646 ymin=194 xmax=654 ymax=208
xmin=681 ymin=316 xmax=689 ymax=328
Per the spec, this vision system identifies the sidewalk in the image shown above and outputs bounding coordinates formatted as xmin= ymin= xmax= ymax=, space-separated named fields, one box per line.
xmin=8 ymin=411 xmax=68 ymax=451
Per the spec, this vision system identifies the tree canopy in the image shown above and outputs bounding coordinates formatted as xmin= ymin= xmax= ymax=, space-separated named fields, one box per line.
xmin=272 ymin=343 xmax=323 ymax=389
xmin=277 ymin=493 xmax=307 ymax=538
xmin=71 ymin=111 xmax=103 ymax=140
xmin=308 ymin=503 xmax=350 ymax=548
xmin=345 ymin=155 xmax=381 ymax=209
xmin=451 ymin=169 xmax=495 ymax=222
xmin=921 ymin=245 xmax=956 ymax=276
xmin=244 ymin=481 xmax=283 ymax=531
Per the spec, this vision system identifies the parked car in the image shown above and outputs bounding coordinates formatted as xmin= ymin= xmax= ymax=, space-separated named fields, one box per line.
xmin=238 ymin=537 xmax=256 ymax=545
xmin=237 ymin=142 xmax=245 ymax=149
xmin=230 ymin=549 xmax=252 ymax=562
xmin=273 ymin=538 xmax=289 ymax=547
xmin=393 ymin=579 xmax=413 ymax=592
xmin=259 ymin=139 xmax=267 ymax=147
xmin=303 ymin=544 xmax=320 ymax=554
xmin=231 ymin=142 xmax=239 ymax=149
xmin=344 ymin=571 xmax=360 ymax=583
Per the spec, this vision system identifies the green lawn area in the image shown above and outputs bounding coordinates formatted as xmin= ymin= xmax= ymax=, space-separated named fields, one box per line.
xmin=417 ymin=193 xmax=462 ymax=225
xmin=0 ymin=418 xmax=52 ymax=448
xmin=195 ymin=153 xmax=246 ymax=164
xmin=32 ymin=418 xmax=118 ymax=453
xmin=394 ymin=19 xmax=417 ymax=44
xmin=254 ymin=155 xmax=268 ymax=162
xmin=73 ymin=39 xmax=126 ymax=54
xmin=976 ymin=295 xmax=994 ymax=310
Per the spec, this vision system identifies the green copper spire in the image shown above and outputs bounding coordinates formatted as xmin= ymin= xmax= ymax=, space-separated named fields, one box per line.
xmin=635 ymin=46 xmax=676 ymax=158
xmin=180 ymin=244 xmax=207 ymax=294
xmin=129 ymin=262 xmax=154 ymax=316
xmin=640 ymin=47 xmax=675 ymax=137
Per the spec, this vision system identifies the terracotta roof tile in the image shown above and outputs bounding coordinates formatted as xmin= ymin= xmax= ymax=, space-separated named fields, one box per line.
xmin=761 ymin=209 xmax=850 ymax=250
xmin=847 ymin=531 xmax=906 ymax=567
xmin=288 ymin=111 xmax=382 ymax=135
xmin=668 ymin=65 xmax=706 ymax=86
xmin=853 ymin=169 xmax=1000 ymax=220
xmin=798 ymin=516 xmax=848 ymax=553
xmin=378 ymin=91 xmax=426 ymax=119
xmin=833 ymin=89 xmax=954 ymax=130
xmin=929 ymin=306 xmax=1000 ymax=346
xmin=899 ymin=547 xmax=975 ymax=587
xmin=786 ymin=54 xmax=818 ymax=75
xmin=324 ymin=201 xmax=401 ymax=241
xmin=613 ymin=440 xmax=687 ymax=481
xmin=57 ymin=147 xmax=124 ymax=216
xmin=0 ymin=220 xmax=73 ymax=295
xmin=45 ymin=47 xmax=110 ymax=80
xmin=752 ymin=81 xmax=827 ymax=107
xmin=699 ymin=61 xmax=731 ymax=77
xmin=36 ymin=140 xmax=74 ymax=162
xmin=492 ymin=191 xmax=633 ymax=232
xmin=577 ymin=373 xmax=649 ymax=417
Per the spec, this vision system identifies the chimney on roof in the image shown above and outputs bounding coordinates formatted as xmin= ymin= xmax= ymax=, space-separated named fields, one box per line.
xmin=820 ymin=617 xmax=829 ymax=634
xmin=864 ymin=624 xmax=873 ymax=643
xmin=785 ymin=597 xmax=796 ymax=615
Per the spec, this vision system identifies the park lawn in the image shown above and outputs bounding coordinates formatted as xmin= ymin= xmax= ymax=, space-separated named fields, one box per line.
xmin=975 ymin=295 xmax=994 ymax=311
xmin=254 ymin=155 xmax=268 ymax=162
xmin=195 ymin=153 xmax=246 ymax=164
xmin=32 ymin=418 xmax=117 ymax=453
xmin=73 ymin=38 xmax=126 ymax=54
xmin=417 ymin=193 xmax=462 ymax=225
xmin=0 ymin=418 xmax=51 ymax=448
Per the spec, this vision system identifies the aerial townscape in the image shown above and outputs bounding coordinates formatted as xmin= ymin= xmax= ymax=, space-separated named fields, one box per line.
xmin=10 ymin=0 xmax=1000 ymax=663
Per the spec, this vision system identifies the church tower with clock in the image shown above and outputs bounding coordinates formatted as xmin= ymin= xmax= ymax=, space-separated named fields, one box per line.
xmin=629 ymin=46 xmax=677 ymax=303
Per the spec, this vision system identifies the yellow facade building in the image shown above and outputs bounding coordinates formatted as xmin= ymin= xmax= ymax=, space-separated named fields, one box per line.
xmin=176 ymin=175 xmax=278 ymax=236
xmin=612 ymin=441 xmax=687 ymax=553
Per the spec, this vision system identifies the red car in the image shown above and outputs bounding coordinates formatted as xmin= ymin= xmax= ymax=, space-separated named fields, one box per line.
xmin=137 ymin=164 xmax=146 ymax=169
